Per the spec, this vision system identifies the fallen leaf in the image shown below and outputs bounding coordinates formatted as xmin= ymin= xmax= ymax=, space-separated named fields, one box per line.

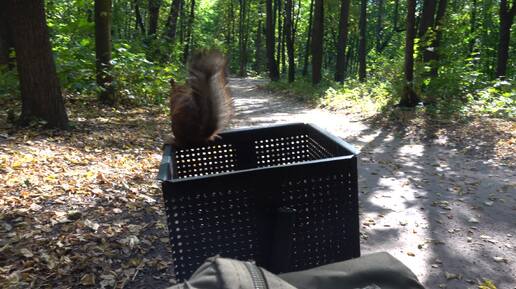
xmin=493 ymin=256 xmax=507 ymax=263
xmin=20 ymin=248 xmax=33 ymax=258
xmin=444 ymin=272 xmax=459 ymax=280
xmin=484 ymin=201 xmax=494 ymax=206
xmin=468 ymin=217 xmax=479 ymax=223
xmin=80 ymin=273 xmax=96 ymax=286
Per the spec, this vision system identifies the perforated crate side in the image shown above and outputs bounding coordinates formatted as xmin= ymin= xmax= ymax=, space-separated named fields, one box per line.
xmin=158 ymin=123 xmax=360 ymax=280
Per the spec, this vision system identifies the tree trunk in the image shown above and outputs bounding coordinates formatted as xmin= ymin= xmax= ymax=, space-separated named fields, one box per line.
xmin=275 ymin=0 xmax=282 ymax=68
xmin=164 ymin=0 xmax=181 ymax=40
xmin=285 ymin=0 xmax=295 ymax=82
xmin=239 ymin=0 xmax=246 ymax=76
xmin=229 ymin=0 xmax=235 ymax=52
xmin=6 ymin=0 xmax=69 ymax=128
xmin=281 ymin=17 xmax=287 ymax=75
xmin=495 ymin=0 xmax=515 ymax=77
xmin=311 ymin=0 xmax=323 ymax=84
xmin=375 ymin=0 xmax=384 ymax=51
xmin=244 ymin=0 xmax=251 ymax=73
xmin=0 ymin=1 xmax=13 ymax=68
xmin=335 ymin=0 xmax=351 ymax=82
xmin=426 ymin=0 xmax=447 ymax=76
xmin=254 ymin=2 xmax=263 ymax=72
xmin=419 ymin=0 xmax=437 ymax=65
xmin=147 ymin=0 xmax=161 ymax=36
xmin=95 ymin=0 xmax=116 ymax=105
xmin=266 ymin=0 xmax=280 ymax=80
xmin=302 ymin=0 xmax=314 ymax=76
xmin=468 ymin=0 xmax=477 ymax=53
xmin=134 ymin=0 xmax=146 ymax=35
xmin=183 ymin=0 xmax=195 ymax=63
xmin=358 ymin=0 xmax=367 ymax=82
xmin=399 ymin=0 xmax=418 ymax=107
xmin=418 ymin=0 xmax=437 ymax=38
xmin=179 ymin=0 xmax=185 ymax=43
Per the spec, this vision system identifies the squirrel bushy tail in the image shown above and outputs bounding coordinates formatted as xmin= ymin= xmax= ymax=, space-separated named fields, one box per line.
xmin=168 ymin=49 xmax=233 ymax=146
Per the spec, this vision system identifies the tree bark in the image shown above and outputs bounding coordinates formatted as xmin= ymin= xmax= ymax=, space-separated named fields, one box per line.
xmin=6 ymin=0 xmax=69 ymax=128
xmin=164 ymin=0 xmax=181 ymax=40
xmin=179 ymin=0 xmax=185 ymax=43
xmin=495 ymin=0 xmax=515 ymax=77
xmin=302 ymin=0 xmax=314 ymax=76
xmin=95 ymin=0 xmax=116 ymax=104
xmin=400 ymin=0 xmax=418 ymax=107
xmin=375 ymin=0 xmax=384 ymax=51
xmin=134 ymin=0 xmax=146 ymax=35
xmin=275 ymin=0 xmax=282 ymax=67
xmin=0 ymin=1 xmax=13 ymax=67
xmin=285 ymin=0 xmax=295 ymax=82
xmin=311 ymin=0 xmax=323 ymax=84
xmin=147 ymin=0 xmax=161 ymax=36
xmin=183 ymin=0 xmax=195 ymax=63
xmin=239 ymin=0 xmax=247 ymax=76
xmin=418 ymin=0 xmax=437 ymax=38
xmin=335 ymin=0 xmax=351 ymax=82
xmin=254 ymin=1 xmax=263 ymax=72
xmin=358 ymin=0 xmax=367 ymax=82
xmin=468 ymin=0 xmax=477 ymax=54
xmin=419 ymin=0 xmax=438 ymax=67
xmin=426 ymin=0 xmax=447 ymax=76
xmin=266 ymin=0 xmax=280 ymax=80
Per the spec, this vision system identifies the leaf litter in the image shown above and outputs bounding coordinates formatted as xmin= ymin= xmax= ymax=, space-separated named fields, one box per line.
xmin=0 ymin=100 xmax=174 ymax=288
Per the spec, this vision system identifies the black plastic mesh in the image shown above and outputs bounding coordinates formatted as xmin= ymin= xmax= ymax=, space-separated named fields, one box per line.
xmin=159 ymin=123 xmax=360 ymax=280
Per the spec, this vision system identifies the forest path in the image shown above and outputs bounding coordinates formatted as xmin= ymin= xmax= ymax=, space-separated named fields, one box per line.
xmin=229 ymin=77 xmax=516 ymax=289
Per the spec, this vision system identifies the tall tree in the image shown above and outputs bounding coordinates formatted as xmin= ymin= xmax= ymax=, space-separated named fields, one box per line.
xmin=266 ymin=0 xmax=280 ymax=80
xmin=285 ymin=0 xmax=295 ymax=82
xmin=468 ymin=0 xmax=478 ymax=53
xmin=95 ymin=0 xmax=116 ymax=104
xmin=147 ymin=0 xmax=161 ymax=36
xmin=239 ymin=0 xmax=247 ymax=76
xmin=0 ymin=1 xmax=13 ymax=67
xmin=302 ymin=0 xmax=314 ymax=76
xmin=425 ymin=0 xmax=447 ymax=76
xmin=375 ymin=0 xmax=384 ymax=51
xmin=6 ymin=0 xmax=69 ymax=128
xmin=399 ymin=0 xmax=418 ymax=107
xmin=311 ymin=0 xmax=323 ymax=84
xmin=335 ymin=0 xmax=351 ymax=82
xmin=254 ymin=2 xmax=264 ymax=72
xmin=495 ymin=0 xmax=515 ymax=77
xmin=358 ymin=0 xmax=367 ymax=82
xmin=183 ymin=0 xmax=195 ymax=63
xmin=418 ymin=0 xmax=437 ymax=38
xmin=134 ymin=0 xmax=146 ymax=35
xmin=164 ymin=0 xmax=181 ymax=40
xmin=275 ymin=0 xmax=283 ymax=67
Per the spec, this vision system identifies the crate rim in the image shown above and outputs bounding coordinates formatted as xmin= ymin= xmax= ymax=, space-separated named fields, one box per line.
xmin=157 ymin=122 xmax=359 ymax=183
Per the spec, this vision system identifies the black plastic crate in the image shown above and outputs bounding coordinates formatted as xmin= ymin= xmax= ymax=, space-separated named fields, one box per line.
xmin=158 ymin=123 xmax=360 ymax=280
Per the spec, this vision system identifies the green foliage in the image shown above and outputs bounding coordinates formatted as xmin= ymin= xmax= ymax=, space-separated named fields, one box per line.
xmin=0 ymin=68 xmax=19 ymax=101
xmin=111 ymin=43 xmax=178 ymax=104
xmin=467 ymin=79 xmax=515 ymax=117
xmin=320 ymin=78 xmax=396 ymax=116
xmin=266 ymin=78 xmax=329 ymax=103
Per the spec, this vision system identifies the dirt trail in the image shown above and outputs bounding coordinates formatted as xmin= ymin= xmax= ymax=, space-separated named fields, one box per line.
xmin=229 ymin=77 xmax=516 ymax=289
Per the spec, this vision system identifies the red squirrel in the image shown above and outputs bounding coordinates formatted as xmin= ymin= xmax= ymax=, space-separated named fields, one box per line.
xmin=167 ymin=49 xmax=233 ymax=147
